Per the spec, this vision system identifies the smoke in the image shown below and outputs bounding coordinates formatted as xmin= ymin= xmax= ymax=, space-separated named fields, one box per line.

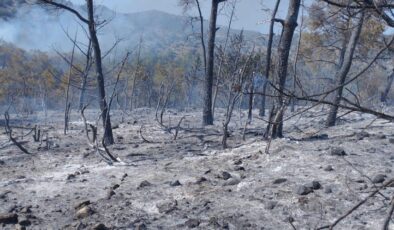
xmin=0 ymin=2 xmax=125 ymax=52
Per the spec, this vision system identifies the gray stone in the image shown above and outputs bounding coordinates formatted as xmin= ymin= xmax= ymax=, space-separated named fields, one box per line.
xmin=138 ymin=180 xmax=152 ymax=189
xmin=185 ymin=219 xmax=200 ymax=228
xmin=223 ymin=177 xmax=241 ymax=186
xmin=324 ymin=186 xmax=333 ymax=194
xmin=157 ymin=200 xmax=177 ymax=214
xmin=295 ymin=185 xmax=313 ymax=195
xmin=324 ymin=165 xmax=334 ymax=171
xmin=18 ymin=216 xmax=31 ymax=226
xmin=265 ymin=201 xmax=278 ymax=210
xmin=74 ymin=200 xmax=90 ymax=210
xmin=221 ymin=171 xmax=232 ymax=180
xmin=93 ymin=223 xmax=109 ymax=230
xmin=170 ymin=180 xmax=182 ymax=187
xmin=0 ymin=213 xmax=18 ymax=224
xmin=273 ymin=178 xmax=287 ymax=184
xmin=330 ymin=147 xmax=347 ymax=156
xmin=372 ymin=174 xmax=386 ymax=184
xmin=305 ymin=181 xmax=322 ymax=190
xmin=76 ymin=206 xmax=93 ymax=219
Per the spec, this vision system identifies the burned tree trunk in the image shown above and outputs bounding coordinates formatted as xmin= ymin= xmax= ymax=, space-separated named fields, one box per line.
xmin=326 ymin=12 xmax=364 ymax=127
xmin=270 ymin=0 xmax=301 ymax=138
xmin=203 ymin=0 xmax=227 ymax=126
xmin=79 ymin=40 xmax=92 ymax=111
xmin=381 ymin=69 xmax=394 ymax=104
xmin=86 ymin=0 xmax=114 ymax=144
xmin=259 ymin=0 xmax=281 ymax=117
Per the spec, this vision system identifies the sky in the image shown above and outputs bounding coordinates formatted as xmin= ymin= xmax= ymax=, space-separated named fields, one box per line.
xmin=69 ymin=0 xmax=290 ymax=34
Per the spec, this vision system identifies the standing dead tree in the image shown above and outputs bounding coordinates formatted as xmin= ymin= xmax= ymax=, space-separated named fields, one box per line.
xmin=326 ymin=11 xmax=365 ymax=127
xmin=37 ymin=0 xmax=115 ymax=145
xmin=268 ymin=0 xmax=301 ymax=138
xmin=259 ymin=0 xmax=281 ymax=117
xmin=64 ymin=31 xmax=77 ymax=135
xmin=219 ymin=31 xmax=255 ymax=148
xmin=381 ymin=68 xmax=394 ymax=103
xmin=203 ymin=0 xmax=228 ymax=125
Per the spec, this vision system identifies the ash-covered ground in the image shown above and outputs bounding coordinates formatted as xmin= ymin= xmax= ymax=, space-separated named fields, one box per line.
xmin=0 ymin=107 xmax=393 ymax=230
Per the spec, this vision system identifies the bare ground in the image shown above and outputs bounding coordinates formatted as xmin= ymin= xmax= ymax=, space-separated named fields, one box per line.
xmin=0 ymin=107 xmax=394 ymax=230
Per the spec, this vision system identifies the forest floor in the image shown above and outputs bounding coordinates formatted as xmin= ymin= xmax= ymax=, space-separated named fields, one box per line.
xmin=0 ymin=107 xmax=393 ymax=230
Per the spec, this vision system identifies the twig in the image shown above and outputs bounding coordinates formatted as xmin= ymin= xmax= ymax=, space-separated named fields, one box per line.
xmin=3 ymin=112 xmax=31 ymax=154
xmin=382 ymin=197 xmax=394 ymax=230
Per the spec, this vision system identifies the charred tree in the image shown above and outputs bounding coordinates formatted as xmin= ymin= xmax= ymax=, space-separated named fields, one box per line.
xmin=326 ymin=12 xmax=364 ymax=127
xmin=203 ymin=0 xmax=227 ymax=126
xmin=270 ymin=0 xmax=301 ymax=138
xmin=381 ymin=69 xmax=394 ymax=104
xmin=38 ymin=0 xmax=115 ymax=145
xmin=259 ymin=0 xmax=281 ymax=117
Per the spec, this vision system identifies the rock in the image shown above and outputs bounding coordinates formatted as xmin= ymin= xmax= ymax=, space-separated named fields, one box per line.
xmin=93 ymin=223 xmax=109 ymax=230
xmin=112 ymin=184 xmax=120 ymax=190
xmin=170 ymin=180 xmax=182 ymax=187
xmin=0 ymin=190 xmax=11 ymax=199
xmin=18 ymin=216 xmax=31 ymax=226
xmin=234 ymin=166 xmax=245 ymax=171
xmin=324 ymin=186 xmax=333 ymax=194
xmin=221 ymin=171 xmax=232 ymax=180
xmin=15 ymin=224 xmax=26 ymax=230
xmin=389 ymin=138 xmax=394 ymax=144
xmin=273 ymin=178 xmax=287 ymax=184
xmin=74 ymin=200 xmax=90 ymax=210
xmin=0 ymin=160 xmax=5 ymax=165
xmin=324 ymin=165 xmax=334 ymax=171
xmin=138 ymin=180 xmax=152 ymax=189
xmin=305 ymin=181 xmax=322 ymax=190
xmin=295 ymin=185 xmax=313 ymax=195
xmin=372 ymin=174 xmax=386 ymax=184
xmin=356 ymin=131 xmax=370 ymax=140
xmin=185 ymin=219 xmax=200 ymax=228
xmin=121 ymin=173 xmax=128 ymax=181
xmin=223 ymin=177 xmax=240 ymax=186
xmin=330 ymin=147 xmax=347 ymax=156
xmin=67 ymin=174 xmax=76 ymax=180
xmin=0 ymin=213 xmax=18 ymax=224
xmin=106 ymin=189 xmax=115 ymax=199
xmin=135 ymin=223 xmax=147 ymax=230
xmin=265 ymin=201 xmax=278 ymax=210
xmin=20 ymin=206 xmax=31 ymax=214
xmin=157 ymin=200 xmax=177 ymax=214
xmin=76 ymin=206 xmax=93 ymax=219
xmin=234 ymin=159 xmax=242 ymax=165
xmin=195 ymin=177 xmax=208 ymax=184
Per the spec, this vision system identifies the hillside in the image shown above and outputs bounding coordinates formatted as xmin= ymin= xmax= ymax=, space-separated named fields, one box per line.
xmin=0 ymin=4 xmax=266 ymax=53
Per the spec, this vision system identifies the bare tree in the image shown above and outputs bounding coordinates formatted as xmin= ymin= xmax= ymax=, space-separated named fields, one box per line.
xmin=203 ymin=0 xmax=227 ymax=126
xmin=259 ymin=0 xmax=281 ymax=117
xmin=380 ymin=68 xmax=394 ymax=103
xmin=326 ymin=11 xmax=364 ymax=127
xmin=37 ymin=0 xmax=115 ymax=144
xmin=269 ymin=0 xmax=301 ymax=138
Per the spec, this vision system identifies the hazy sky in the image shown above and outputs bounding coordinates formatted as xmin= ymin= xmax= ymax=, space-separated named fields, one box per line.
xmin=69 ymin=0 xmax=290 ymax=33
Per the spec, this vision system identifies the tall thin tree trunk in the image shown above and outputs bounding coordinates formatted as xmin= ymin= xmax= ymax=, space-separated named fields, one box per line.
xmin=203 ymin=0 xmax=226 ymax=126
xmin=326 ymin=12 xmax=364 ymax=127
xmin=64 ymin=33 xmax=77 ymax=135
xmin=212 ymin=0 xmax=235 ymax=118
xmin=87 ymin=0 xmax=114 ymax=145
xmin=259 ymin=0 xmax=281 ymax=117
xmin=291 ymin=0 xmax=304 ymax=112
xmin=271 ymin=0 xmax=301 ymax=138
xmin=195 ymin=0 xmax=207 ymax=73
xmin=381 ymin=69 xmax=394 ymax=103
xmin=79 ymin=40 xmax=92 ymax=111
